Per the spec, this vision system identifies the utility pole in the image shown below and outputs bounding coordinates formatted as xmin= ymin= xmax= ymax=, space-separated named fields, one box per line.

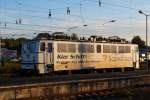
xmin=138 ymin=10 xmax=149 ymax=70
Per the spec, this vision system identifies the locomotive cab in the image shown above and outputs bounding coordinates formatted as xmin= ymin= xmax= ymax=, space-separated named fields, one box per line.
xmin=21 ymin=41 xmax=38 ymax=74
xmin=21 ymin=40 xmax=54 ymax=74
xmin=38 ymin=40 xmax=54 ymax=74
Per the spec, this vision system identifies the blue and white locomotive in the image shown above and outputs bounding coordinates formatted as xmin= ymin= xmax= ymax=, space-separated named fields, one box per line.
xmin=21 ymin=35 xmax=139 ymax=74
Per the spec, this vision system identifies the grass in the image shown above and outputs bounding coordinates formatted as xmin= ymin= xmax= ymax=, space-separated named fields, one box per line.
xmin=0 ymin=61 xmax=21 ymax=74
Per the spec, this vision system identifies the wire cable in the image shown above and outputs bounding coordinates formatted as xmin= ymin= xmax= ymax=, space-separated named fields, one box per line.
xmin=0 ymin=21 xmax=69 ymax=29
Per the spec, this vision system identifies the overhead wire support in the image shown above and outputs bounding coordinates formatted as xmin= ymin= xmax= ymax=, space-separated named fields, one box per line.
xmin=98 ymin=0 xmax=101 ymax=7
xmin=2 ymin=0 xmax=150 ymax=17
xmin=19 ymin=18 xmax=22 ymax=24
xmin=48 ymin=9 xmax=52 ymax=18
xmin=67 ymin=7 xmax=71 ymax=15
xmin=86 ymin=0 xmax=140 ymax=11
xmin=14 ymin=0 xmax=23 ymax=24
xmin=1 ymin=0 xmax=143 ymax=23
xmin=1 ymin=9 xmax=102 ymax=22
xmin=16 ymin=20 xmax=18 ymax=24
xmin=1 ymin=0 xmax=145 ymax=34
xmin=1 ymin=12 xmax=76 ymax=22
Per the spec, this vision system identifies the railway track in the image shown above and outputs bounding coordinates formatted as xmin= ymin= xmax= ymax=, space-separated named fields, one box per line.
xmin=0 ymin=70 xmax=150 ymax=100
xmin=0 ymin=70 xmax=149 ymax=87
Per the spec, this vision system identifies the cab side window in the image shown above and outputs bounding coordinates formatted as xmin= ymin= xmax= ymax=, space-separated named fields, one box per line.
xmin=40 ymin=42 xmax=45 ymax=51
xmin=48 ymin=43 xmax=52 ymax=52
xmin=97 ymin=45 xmax=101 ymax=53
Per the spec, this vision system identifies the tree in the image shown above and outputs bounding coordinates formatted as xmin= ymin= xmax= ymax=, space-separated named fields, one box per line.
xmin=70 ymin=33 xmax=79 ymax=40
xmin=131 ymin=36 xmax=145 ymax=49
xmin=35 ymin=33 xmax=51 ymax=39
xmin=2 ymin=37 xmax=28 ymax=56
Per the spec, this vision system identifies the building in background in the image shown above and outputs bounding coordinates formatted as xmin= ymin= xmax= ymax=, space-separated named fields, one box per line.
xmin=139 ymin=48 xmax=150 ymax=62
xmin=1 ymin=48 xmax=17 ymax=59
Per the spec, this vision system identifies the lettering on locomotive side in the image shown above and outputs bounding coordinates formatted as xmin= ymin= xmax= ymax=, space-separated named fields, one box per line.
xmin=70 ymin=54 xmax=87 ymax=59
xmin=102 ymin=55 xmax=132 ymax=61
xmin=56 ymin=60 xmax=99 ymax=64
xmin=56 ymin=54 xmax=99 ymax=64
xmin=57 ymin=54 xmax=87 ymax=59
xmin=57 ymin=54 xmax=69 ymax=59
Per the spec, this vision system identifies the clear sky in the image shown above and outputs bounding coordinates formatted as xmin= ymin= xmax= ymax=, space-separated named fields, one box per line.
xmin=0 ymin=0 xmax=150 ymax=43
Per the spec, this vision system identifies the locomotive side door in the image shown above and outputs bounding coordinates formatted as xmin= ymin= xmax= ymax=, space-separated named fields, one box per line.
xmin=132 ymin=45 xmax=139 ymax=69
xmin=39 ymin=41 xmax=46 ymax=74
xmin=46 ymin=42 xmax=53 ymax=73
xmin=134 ymin=46 xmax=139 ymax=69
xmin=39 ymin=41 xmax=53 ymax=73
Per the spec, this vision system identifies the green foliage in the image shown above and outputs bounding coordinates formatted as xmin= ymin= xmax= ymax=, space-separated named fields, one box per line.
xmin=2 ymin=37 xmax=29 ymax=56
xmin=71 ymin=33 xmax=79 ymax=40
xmin=0 ymin=62 xmax=21 ymax=74
xmin=34 ymin=32 xmax=74 ymax=40
xmin=35 ymin=33 xmax=51 ymax=39
xmin=131 ymin=36 xmax=146 ymax=49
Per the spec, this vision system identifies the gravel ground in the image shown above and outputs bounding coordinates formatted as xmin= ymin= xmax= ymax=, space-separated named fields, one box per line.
xmin=0 ymin=71 xmax=149 ymax=87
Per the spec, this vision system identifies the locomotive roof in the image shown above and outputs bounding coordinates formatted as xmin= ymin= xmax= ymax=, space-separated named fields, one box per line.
xmin=23 ymin=38 xmax=137 ymax=45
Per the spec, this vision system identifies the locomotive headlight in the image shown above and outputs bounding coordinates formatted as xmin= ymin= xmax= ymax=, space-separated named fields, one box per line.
xmin=142 ymin=54 xmax=146 ymax=57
